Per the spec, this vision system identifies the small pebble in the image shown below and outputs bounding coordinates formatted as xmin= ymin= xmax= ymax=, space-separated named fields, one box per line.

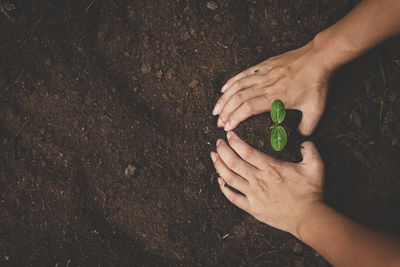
xmin=293 ymin=242 xmax=303 ymax=253
xmin=206 ymin=1 xmax=218 ymax=10
xmin=189 ymin=79 xmax=199 ymax=89
xmin=124 ymin=164 xmax=136 ymax=177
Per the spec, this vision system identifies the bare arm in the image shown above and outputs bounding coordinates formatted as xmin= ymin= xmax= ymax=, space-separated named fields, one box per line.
xmin=297 ymin=203 xmax=400 ymax=267
xmin=213 ymin=0 xmax=400 ymax=136
xmin=315 ymin=0 xmax=400 ymax=72
xmin=211 ymin=134 xmax=400 ymax=267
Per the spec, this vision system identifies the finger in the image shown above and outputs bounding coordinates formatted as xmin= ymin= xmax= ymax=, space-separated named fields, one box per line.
xmin=219 ymin=85 xmax=265 ymax=123
xmin=298 ymin=109 xmax=323 ymax=136
xmin=212 ymin=74 xmax=261 ymax=116
xmin=216 ymin=139 xmax=259 ymax=179
xmin=299 ymin=141 xmax=322 ymax=165
xmin=226 ymin=131 xmax=279 ymax=169
xmin=221 ymin=67 xmax=260 ymax=93
xmin=210 ymin=151 xmax=250 ymax=193
xmin=218 ymin=177 xmax=249 ymax=211
xmin=221 ymin=61 xmax=275 ymax=93
xmin=223 ymin=95 xmax=272 ymax=131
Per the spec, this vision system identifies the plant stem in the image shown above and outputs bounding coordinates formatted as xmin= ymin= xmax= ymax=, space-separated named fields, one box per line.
xmin=377 ymin=50 xmax=386 ymax=86
xmin=0 ymin=3 xmax=10 ymax=19
xmin=378 ymin=100 xmax=384 ymax=131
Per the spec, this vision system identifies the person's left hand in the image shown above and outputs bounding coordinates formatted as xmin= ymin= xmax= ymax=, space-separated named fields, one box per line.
xmin=210 ymin=131 xmax=324 ymax=237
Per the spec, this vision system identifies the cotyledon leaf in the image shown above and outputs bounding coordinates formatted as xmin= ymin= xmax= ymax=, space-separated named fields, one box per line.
xmin=271 ymin=125 xmax=287 ymax=151
xmin=270 ymin=99 xmax=286 ymax=124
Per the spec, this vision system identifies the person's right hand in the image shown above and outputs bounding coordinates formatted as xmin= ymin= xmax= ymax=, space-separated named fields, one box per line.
xmin=212 ymin=41 xmax=332 ymax=136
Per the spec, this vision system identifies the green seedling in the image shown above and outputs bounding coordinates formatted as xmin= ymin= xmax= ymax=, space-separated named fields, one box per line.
xmin=269 ymin=99 xmax=287 ymax=151
xmin=0 ymin=3 xmax=10 ymax=19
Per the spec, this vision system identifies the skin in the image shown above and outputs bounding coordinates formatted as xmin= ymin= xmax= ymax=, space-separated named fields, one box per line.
xmin=211 ymin=0 xmax=400 ymax=266
xmin=213 ymin=0 xmax=400 ymax=136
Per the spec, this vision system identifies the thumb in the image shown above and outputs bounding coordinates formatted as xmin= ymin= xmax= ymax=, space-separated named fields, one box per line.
xmin=298 ymin=109 xmax=322 ymax=136
xmin=300 ymin=141 xmax=323 ymax=166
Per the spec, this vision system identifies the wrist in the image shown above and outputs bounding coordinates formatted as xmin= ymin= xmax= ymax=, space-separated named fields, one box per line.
xmin=311 ymin=29 xmax=357 ymax=73
xmin=292 ymin=201 xmax=328 ymax=241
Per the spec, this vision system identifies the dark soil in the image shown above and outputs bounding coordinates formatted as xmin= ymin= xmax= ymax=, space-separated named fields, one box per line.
xmin=1 ymin=0 xmax=400 ymax=266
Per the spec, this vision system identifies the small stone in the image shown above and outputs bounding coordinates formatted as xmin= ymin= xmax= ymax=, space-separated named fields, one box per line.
xmin=293 ymin=259 xmax=305 ymax=267
xmin=165 ymin=68 xmax=175 ymax=81
xmin=196 ymin=162 xmax=206 ymax=171
xmin=4 ymin=3 xmax=15 ymax=11
xmin=45 ymin=59 xmax=52 ymax=67
xmin=389 ymin=91 xmax=397 ymax=102
xmin=124 ymin=164 xmax=136 ymax=177
xmin=141 ymin=62 xmax=151 ymax=74
xmin=206 ymin=1 xmax=218 ymax=10
xmin=352 ymin=112 xmax=362 ymax=129
xmin=365 ymin=78 xmax=374 ymax=98
xmin=161 ymin=93 xmax=169 ymax=100
xmin=213 ymin=14 xmax=222 ymax=23
xmin=40 ymin=128 xmax=45 ymax=135
xmin=270 ymin=18 xmax=278 ymax=26
xmin=189 ymin=79 xmax=199 ymax=89
xmin=182 ymin=31 xmax=190 ymax=41
xmin=391 ymin=138 xmax=398 ymax=146
xmin=293 ymin=242 xmax=303 ymax=253
xmin=156 ymin=70 xmax=163 ymax=79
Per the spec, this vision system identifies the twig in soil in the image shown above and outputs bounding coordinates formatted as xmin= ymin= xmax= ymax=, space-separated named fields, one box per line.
xmin=377 ymin=49 xmax=387 ymax=132
xmin=216 ymin=41 xmax=228 ymax=49
xmin=314 ymin=0 xmax=318 ymax=19
xmin=31 ymin=9 xmax=43 ymax=36
xmin=14 ymin=120 xmax=30 ymax=140
xmin=86 ymin=0 xmax=96 ymax=13
xmin=222 ymin=233 xmax=229 ymax=239
xmin=234 ymin=41 xmax=238 ymax=65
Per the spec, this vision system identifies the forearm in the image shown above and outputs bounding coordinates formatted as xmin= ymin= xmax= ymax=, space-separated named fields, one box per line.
xmin=295 ymin=202 xmax=400 ymax=267
xmin=312 ymin=0 xmax=400 ymax=72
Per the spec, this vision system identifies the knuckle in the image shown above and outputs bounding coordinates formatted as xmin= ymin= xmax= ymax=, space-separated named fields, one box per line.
xmin=224 ymin=175 xmax=233 ymax=185
xmin=233 ymin=80 xmax=243 ymax=90
xmin=227 ymin=191 xmax=237 ymax=204
xmin=243 ymin=101 xmax=254 ymax=113
xmin=226 ymin=159 xmax=238 ymax=170
xmin=233 ymin=91 xmax=244 ymax=103
xmin=242 ymin=147 xmax=253 ymax=160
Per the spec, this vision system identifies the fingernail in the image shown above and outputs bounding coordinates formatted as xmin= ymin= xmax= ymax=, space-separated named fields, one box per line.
xmin=217 ymin=177 xmax=223 ymax=186
xmin=221 ymin=84 xmax=228 ymax=93
xmin=216 ymin=139 xmax=221 ymax=146
xmin=217 ymin=118 xmax=223 ymax=127
xmin=224 ymin=121 xmax=230 ymax=131
xmin=226 ymin=131 xmax=233 ymax=140
xmin=210 ymin=152 xmax=217 ymax=163
xmin=212 ymin=103 xmax=221 ymax=115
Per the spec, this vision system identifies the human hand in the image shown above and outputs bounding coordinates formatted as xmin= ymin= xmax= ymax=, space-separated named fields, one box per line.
xmin=210 ymin=131 xmax=324 ymax=237
xmin=212 ymin=41 xmax=332 ymax=136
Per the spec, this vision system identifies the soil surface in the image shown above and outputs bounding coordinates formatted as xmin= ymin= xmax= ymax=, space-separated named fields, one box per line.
xmin=1 ymin=0 xmax=400 ymax=266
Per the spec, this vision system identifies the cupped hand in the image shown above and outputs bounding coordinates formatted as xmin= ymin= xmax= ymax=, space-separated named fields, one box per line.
xmin=212 ymin=41 xmax=331 ymax=136
xmin=210 ymin=131 xmax=324 ymax=237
